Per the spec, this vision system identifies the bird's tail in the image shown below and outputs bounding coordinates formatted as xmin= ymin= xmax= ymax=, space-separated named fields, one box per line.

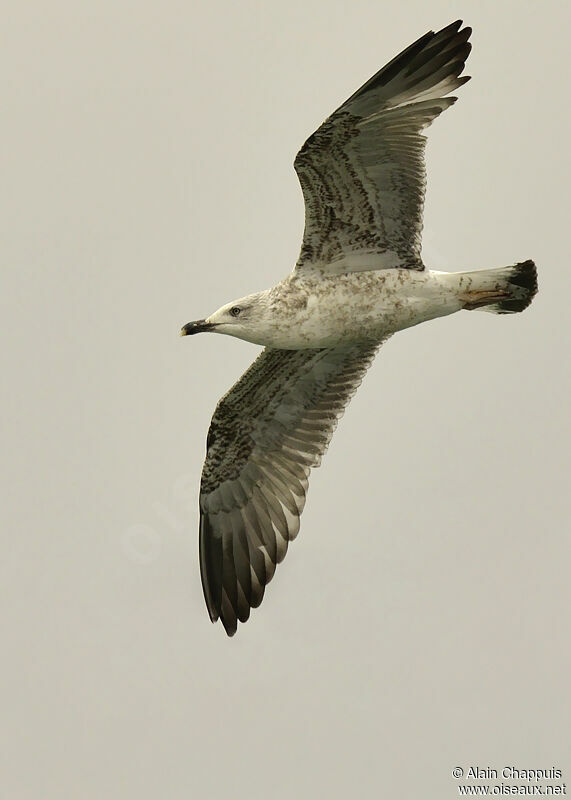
xmin=460 ymin=260 xmax=538 ymax=314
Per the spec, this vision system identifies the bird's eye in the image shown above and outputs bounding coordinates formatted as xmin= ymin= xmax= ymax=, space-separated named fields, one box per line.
xmin=229 ymin=306 xmax=241 ymax=317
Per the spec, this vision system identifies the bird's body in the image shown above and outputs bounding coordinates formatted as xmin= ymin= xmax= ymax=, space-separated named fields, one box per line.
xmin=181 ymin=21 xmax=538 ymax=635
xmin=216 ymin=268 xmax=519 ymax=349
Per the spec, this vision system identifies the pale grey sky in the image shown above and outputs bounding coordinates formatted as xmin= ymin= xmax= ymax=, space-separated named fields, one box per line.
xmin=2 ymin=1 xmax=570 ymax=798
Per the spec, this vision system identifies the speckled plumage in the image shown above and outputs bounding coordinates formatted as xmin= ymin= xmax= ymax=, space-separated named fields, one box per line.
xmin=181 ymin=21 xmax=538 ymax=635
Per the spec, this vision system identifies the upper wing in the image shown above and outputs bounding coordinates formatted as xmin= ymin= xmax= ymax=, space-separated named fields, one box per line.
xmin=199 ymin=342 xmax=382 ymax=635
xmin=294 ymin=20 xmax=471 ymax=275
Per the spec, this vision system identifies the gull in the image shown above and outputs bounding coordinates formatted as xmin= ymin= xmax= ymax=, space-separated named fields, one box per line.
xmin=181 ymin=20 xmax=537 ymax=636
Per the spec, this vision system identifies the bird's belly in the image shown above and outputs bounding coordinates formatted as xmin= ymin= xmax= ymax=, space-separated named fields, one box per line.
xmin=263 ymin=271 xmax=462 ymax=349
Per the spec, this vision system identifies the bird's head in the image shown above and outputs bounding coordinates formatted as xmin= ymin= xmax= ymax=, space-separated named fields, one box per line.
xmin=180 ymin=291 xmax=271 ymax=345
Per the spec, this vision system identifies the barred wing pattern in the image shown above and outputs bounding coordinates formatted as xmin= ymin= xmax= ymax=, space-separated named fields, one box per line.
xmin=294 ymin=20 xmax=471 ymax=274
xmin=199 ymin=343 xmax=382 ymax=635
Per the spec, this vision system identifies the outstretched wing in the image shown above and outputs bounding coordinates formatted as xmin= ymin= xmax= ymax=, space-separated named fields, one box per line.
xmin=199 ymin=342 xmax=383 ymax=635
xmin=294 ymin=20 xmax=471 ymax=275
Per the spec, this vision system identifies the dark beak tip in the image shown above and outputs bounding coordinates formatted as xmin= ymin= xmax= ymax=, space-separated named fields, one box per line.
xmin=180 ymin=319 xmax=213 ymax=336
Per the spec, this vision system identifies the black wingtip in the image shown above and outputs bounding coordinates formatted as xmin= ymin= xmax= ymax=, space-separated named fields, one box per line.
xmin=438 ymin=19 xmax=463 ymax=34
xmin=222 ymin=621 xmax=237 ymax=637
xmin=341 ymin=19 xmax=473 ymax=109
xmin=199 ymin=514 xmax=223 ymax=623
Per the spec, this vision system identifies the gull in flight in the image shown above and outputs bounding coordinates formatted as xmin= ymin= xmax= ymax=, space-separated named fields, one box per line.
xmin=181 ymin=21 xmax=537 ymax=635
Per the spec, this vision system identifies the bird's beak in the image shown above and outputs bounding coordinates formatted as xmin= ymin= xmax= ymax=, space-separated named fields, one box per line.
xmin=180 ymin=319 xmax=216 ymax=336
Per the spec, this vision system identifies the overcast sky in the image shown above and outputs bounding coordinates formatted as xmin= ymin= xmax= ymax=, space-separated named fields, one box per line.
xmin=2 ymin=1 xmax=570 ymax=797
